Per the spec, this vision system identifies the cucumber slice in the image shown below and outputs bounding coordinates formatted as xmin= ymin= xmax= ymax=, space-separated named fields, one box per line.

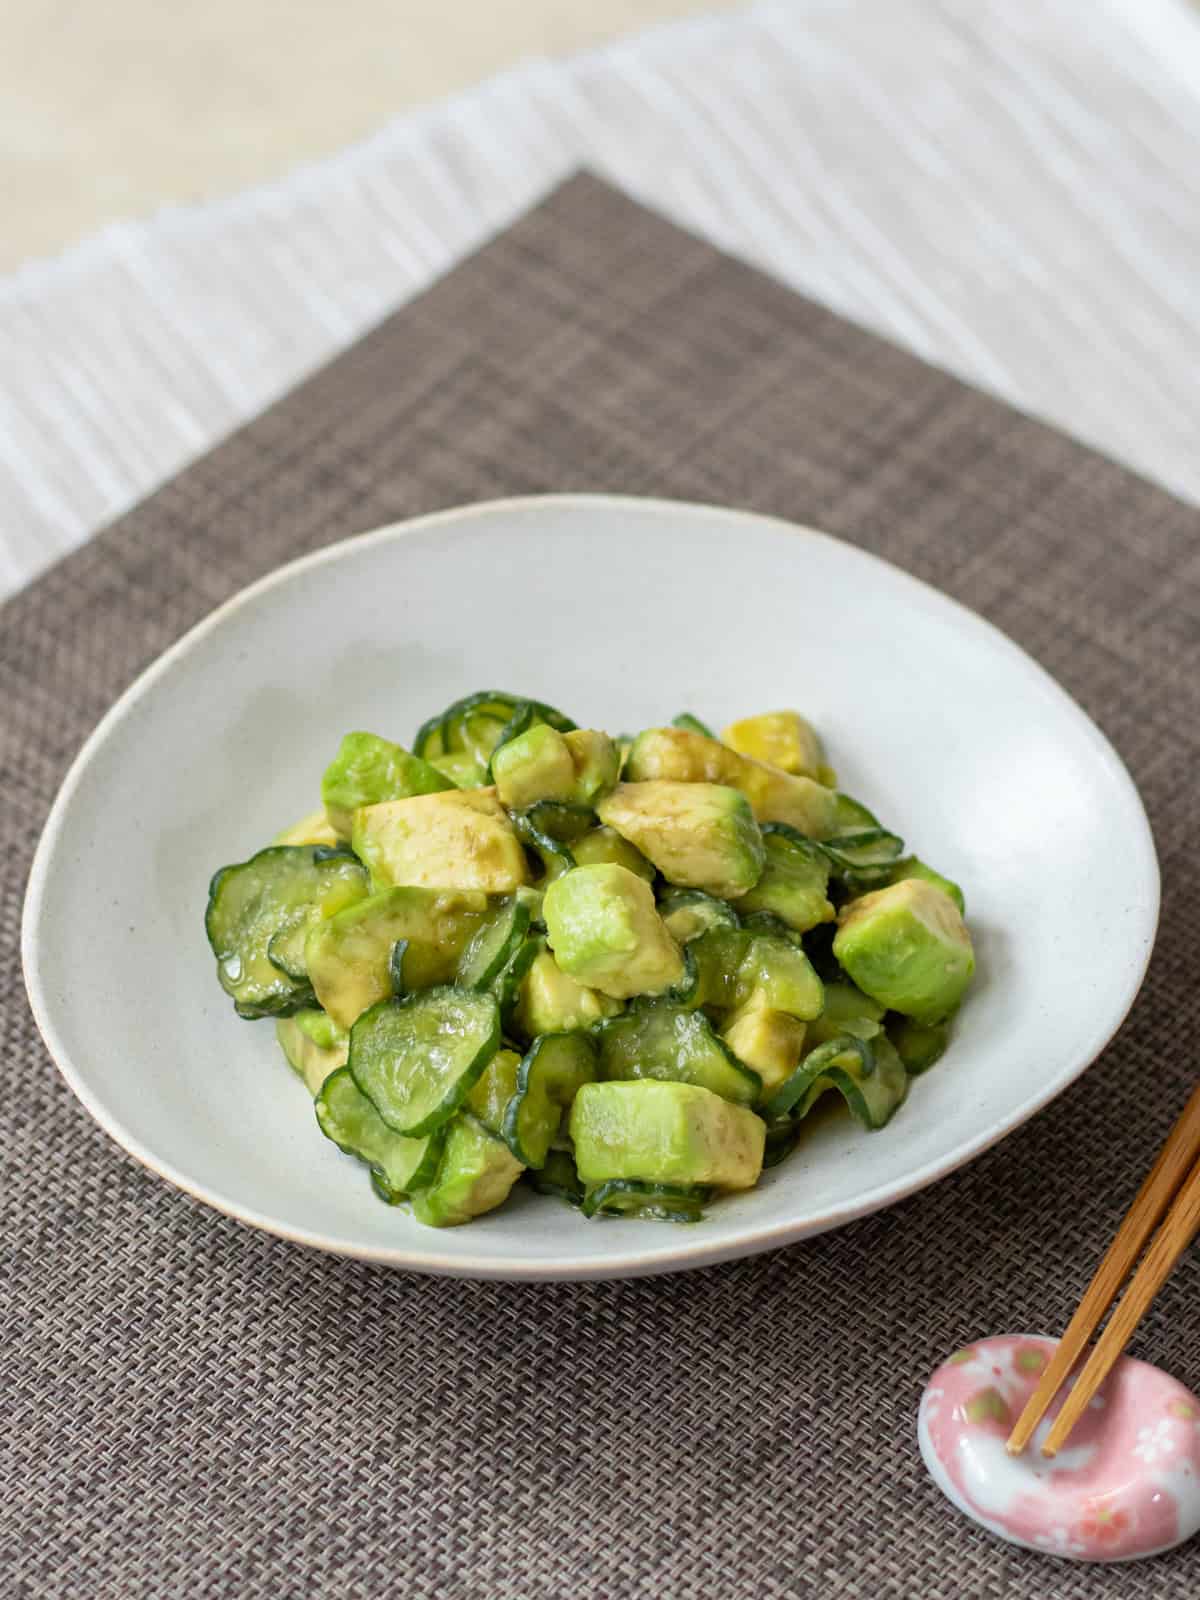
xmin=582 ymin=1178 xmax=711 ymax=1222
xmin=455 ymin=898 xmax=532 ymax=990
xmin=465 ymin=1047 xmax=522 ymax=1137
xmin=315 ymin=1066 xmax=444 ymax=1201
xmin=389 ymin=939 xmax=409 ymax=998
xmin=763 ymin=1032 xmax=908 ymax=1131
xmin=658 ymin=889 xmax=740 ymax=944
xmin=664 ymin=944 xmax=700 ymax=1007
xmin=411 ymin=1112 xmax=525 ymax=1227
xmin=206 ymin=845 xmax=368 ymax=1019
xmin=502 ymin=1032 xmax=598 ymax=1168
xmin=671 ymin=712 xmax=714 ymax=738
xmin=596 ymin=1001 xmax=761 ymax=1106
xmin=511 ymin=810 xmax=576 ymax=881
xmin=738 ymin=823 xmax=834 ymax=933
xmin=490 ymin=932 xmax=543 ymax=1026
xmin=349 ymin=987 xmax=501 ymax=1137
xmin=820 ymin=828 xmax=905 ymax=879
xmin=414 ymin=690 xmax=576 ymax=765
xmin=830 ymin=794 xmax=881 ymax=833
xmin=529 ymin=1148 xmax=584 ymax=1206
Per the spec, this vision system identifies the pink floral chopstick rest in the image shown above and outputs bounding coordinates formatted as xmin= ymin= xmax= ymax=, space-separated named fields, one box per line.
xmin=918 ymin=1334 xmax=1200 ymax=1560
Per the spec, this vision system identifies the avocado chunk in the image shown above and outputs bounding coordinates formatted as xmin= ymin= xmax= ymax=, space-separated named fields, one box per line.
xmin=305 ymin=886 xmax=490 ymax=1029
xmin=492 ymin=725 xmax=619 ymax=810
xmin=273 ymin=810 xmax=341 ymax=848
xmin=624 ymin=727 xmax=838 ymax=838
xmin=737 ymin=826 xmax=834 ymax=932
xmin=721 ymin=1000 xmax=807 ymax=1096
xmin=411 ymin=1113 xmax=525 ymax=1227
xmin=276 ymin=1010 xmax=349 ymax=1094
xmin=734 ymin=933 xmax=825 ymax=1020
xmin=542 ymin=863 xmax=685 ymax=1000
xmin=352 ymin=789 xmax=528 ymax=894
xmin=834 ymin=878 xmax=974 ymax=1024
xmin=322 ymin=731 xmax=452 ymax=838
xmin=513 ymin=947 xmax=622 ymax=1036
xmin=596 ymin=781 xmax=765 ymax=899
xmin=570 ymin=1080 xmax=765 ymax=1191
xmin=570 ymin=824 xmax=655 ymax=882
xmin=721 ymin=710 xmax=828 ymax=782
xmin=465 ymin=1047 xmax=523 ymax=1137
xmin=882 ymin=856 xmax=965 ymax=915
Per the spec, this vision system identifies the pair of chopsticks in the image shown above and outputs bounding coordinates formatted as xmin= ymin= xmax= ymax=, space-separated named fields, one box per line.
xmin=1007 ymin=1080 xmax=1200 ymax=1458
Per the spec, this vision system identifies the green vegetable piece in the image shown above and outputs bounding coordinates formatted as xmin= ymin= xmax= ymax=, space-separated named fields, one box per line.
xmin=492 ymin=723 xmax=575 ymax=810
xmin=624 ymin=727 xmax=838 ymax=838
xmin=305 ymin=886 xmax=489 ymax=1030
xmin=829 ymin=793 xmax=880 ymax=833
xmin=734 ymin=934 xmax=825 ymax=1021
xmin=597 ymin=1000 xmax=760 ymax=1105
xmin=672 ymin=712 xmax=714 ymax=738
xmin=888 ymin=1015 xmax=951 ymax=1075
xmin=388 ymin=939 xmax=409 ymax=998
xmin=883 ymin=857 xmax=965 ymax=915
xmin=737 ymin=822 xmax=834 ymax=933
xmin=563 ymin=730 xmax=620 ymax=805
xmin=806 ymin=979 xmax=885 ymax=1047
xmin=658 ymin=889 xmax=740 ymax=944
xmin=570 ymin=1080 xmax=765 ymax=1190
xmin=721 ymin=710 xmax=826 ymax=780
xmin=273 ymin=810 xmax=340 ymax=848
xmin=596 ymin=781 xmax=765 ymax=899
xmin=205 ymin=845 xmax=369 ymax=1019
xmin=512 ymin=946 xmax=621 ymax=1037
xmin=489 ymin=932 xmax=543 ymax=1027
xmin=276 ymin=1010 xmax=349 ymax=1094
xmin=582 ymin=1178 xmax=710 ymax=1223
xmin=764 ymin=1033 xmax=908 ymax=1131
xmin=352 ymin=789 xmax=528 ymax=895
xmin=571 ymin=825 xmax=655 ymax=883
xmin=316 ymin=1066 xmax=444 ymax=1201
xmin=349 ymin=988 xmax=500 ymax=1137
xmin=429 ymin=751 xmax=490 ymax=789
xmin=833 ymin=878 xmax=974 ymax=1025
xmin=414 ymin=690 xmax=576 ymax=764
xmin=542 ymin=863 xmax=685 ymax=1000
xmin=820 ymin=828 xmax=906 ymax=883
xmin=456 ymin=897 xmax=532 ymax=990
xmin=721 ymin=1001 xmax=807 ymax=1097
xmin=411 ymin=1113 xmax=525 ymax=1227
xmin=465 ymin=1047 xmax=523 ymax=1136
xmin=321 ymin=731 xmax=452 ymax=839
xmin=529 ymin=1149 xmax=584 ymax=1206
xmin=503 ymin=1032 xmax=598 ymax=1168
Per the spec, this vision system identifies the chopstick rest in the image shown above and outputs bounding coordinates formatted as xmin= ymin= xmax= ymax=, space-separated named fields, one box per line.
xmin=919 ymin=1335 xmax=1200 ymax=1560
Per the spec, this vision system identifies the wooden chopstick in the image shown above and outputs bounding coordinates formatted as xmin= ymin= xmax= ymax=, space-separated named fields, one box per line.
xmin=1006 ymin=1080 xmax=1200 ymax=1457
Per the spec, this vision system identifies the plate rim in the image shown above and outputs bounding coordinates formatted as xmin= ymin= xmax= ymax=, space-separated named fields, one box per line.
xmin=21 ymin=493 xmax=1161 ymax=1280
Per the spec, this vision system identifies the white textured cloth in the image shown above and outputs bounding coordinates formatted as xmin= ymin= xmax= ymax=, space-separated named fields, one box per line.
xmin=3 ymin=0 xmax=1199 ymax=599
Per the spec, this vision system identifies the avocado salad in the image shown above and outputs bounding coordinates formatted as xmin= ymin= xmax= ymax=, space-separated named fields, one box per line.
xmin=205 ymin=693 xmax=975 ymax=1228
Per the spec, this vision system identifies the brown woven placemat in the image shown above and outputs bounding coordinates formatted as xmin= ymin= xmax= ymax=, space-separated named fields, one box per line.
xmin=4 ymin=174 xmax=1198 ymax=1599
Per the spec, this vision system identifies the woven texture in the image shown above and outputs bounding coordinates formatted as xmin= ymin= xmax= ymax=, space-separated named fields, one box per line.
xmin=5 ymin=175 xmax=1199 ymax=1598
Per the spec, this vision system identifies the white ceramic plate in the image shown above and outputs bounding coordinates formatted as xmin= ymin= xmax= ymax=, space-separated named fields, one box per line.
xmin=23 ymin=496 xmax=1159 ymax=1280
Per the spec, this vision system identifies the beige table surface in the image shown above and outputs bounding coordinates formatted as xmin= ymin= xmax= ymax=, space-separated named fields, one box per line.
xmin=4 ymin=0 xmax=719 ymax=270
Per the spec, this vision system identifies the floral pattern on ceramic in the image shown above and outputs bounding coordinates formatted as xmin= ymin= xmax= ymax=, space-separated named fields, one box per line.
xmin=918 ymin=1334 xmax=1200 ymax=1561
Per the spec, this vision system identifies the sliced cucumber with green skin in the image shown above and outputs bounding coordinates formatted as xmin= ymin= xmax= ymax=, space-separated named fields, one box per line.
xmin=888 ymin=1014 xmax=951 ymax=1075
xmin=819 ymin=828 xmax=905 ymax=878
xmin=664 ymin=944 xmax=701 ymax=1007
xmin=429 ymin=750 xmax=490 ymax=789
xmin=502 ymin=1032 xmax=598 ymax=1168
xmin=806 ymin=979 xmax=885 ymax=1046
xmin=349 ymin=987 xmax=501 ymax=1137
xmin=455 ymin=897 xmax=531 ymax=990
xmin=658 ymin=889 xmax=740 ymax=944
xmin=411 ymin=1112 xmax=525 ymax=1227
xmin=465 ymin=1047 xmax=522 ymax=1137
xmin=596 ymin=1001 xmax=761 ymax=1106
xmin=529 ymin=1148 xmax=584 ymax=1206
xmin=830 ymin=794 xmax=881 ymax=833
xmin=671 ymin=712 xmax=714 ymax=738
xmin=490 ymin=932 xmax=543 ymax=1027
xmin=582 ymin=1178 xmax=711 ymax=1222
xmin=738 ymin=911 xmax=805 ymax=946
xmin=389 ymin=939 xmax=409 ymax=998
xmin=484 ymin=699 xmax=536 ymax=779
xmin=512 ymin=810 xmax=576 ymax=881
xmin=738 ymin=822 xmax=834 ymax=933
xmin=315 ymin=1066 xmax=444 ymax=1201
xmin=206 ymin=845 xmax=369 ymax=1019
xmin=763 ymin=1032 xmax=908 ymax=1131
xmin=414 ymin=690 xmax=576 ymax=766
